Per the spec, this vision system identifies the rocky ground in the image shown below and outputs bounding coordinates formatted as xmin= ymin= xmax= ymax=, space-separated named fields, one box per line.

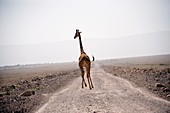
xmin=101 ymin=64 xmax=170 ymax=101
xmin=0 ymin=54 xmax=170 ymax=113
xmin=0 ymin=63 xmax=80 ymax=113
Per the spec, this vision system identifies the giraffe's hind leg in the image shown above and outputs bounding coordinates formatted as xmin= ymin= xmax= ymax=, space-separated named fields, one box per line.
xmin=86 ymin=61 xmax=94 ymax=90
xmin=79 ymin=65 xmax=87 ymax=88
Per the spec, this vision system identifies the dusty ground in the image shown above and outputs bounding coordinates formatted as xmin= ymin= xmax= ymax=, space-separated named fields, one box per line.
xmin=98 ymin=54 xmax=170 ymax=101
xmin=101 ymin=64 xmax=170 ymax=101
xmin=0 ymin=55 xmax=170 ymax=113
xmin=0 ymin=62 xmax=80 ymax=113
xmin=36 ymin=64 xmax=170 ymax=113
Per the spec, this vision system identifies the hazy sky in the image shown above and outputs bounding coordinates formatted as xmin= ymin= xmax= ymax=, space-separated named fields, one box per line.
xmin=0 ymin=0 xmax=170 ymax=66
xmin=0 ymin=0 xmax=170 ymax=45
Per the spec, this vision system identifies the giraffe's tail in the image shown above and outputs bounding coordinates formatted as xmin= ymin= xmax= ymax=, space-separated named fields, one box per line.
xmin=92 ymin=55 xmax=95 ymax=62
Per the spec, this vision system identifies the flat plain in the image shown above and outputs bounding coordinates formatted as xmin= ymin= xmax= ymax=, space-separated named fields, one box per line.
xmin=0 ymin=54 xmax=170 ymax=113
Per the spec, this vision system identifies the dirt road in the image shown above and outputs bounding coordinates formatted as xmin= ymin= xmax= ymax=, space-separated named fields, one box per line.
xmin=36 ymin=64 xmax=170 ymax=113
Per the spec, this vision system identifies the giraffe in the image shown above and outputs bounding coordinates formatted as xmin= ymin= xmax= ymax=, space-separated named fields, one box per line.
xmin=74 ymin=29 xmax=94 ymax=90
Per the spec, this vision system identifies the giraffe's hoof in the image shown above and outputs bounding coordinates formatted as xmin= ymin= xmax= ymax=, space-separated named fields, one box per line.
xmin=85 ymin=84 xmax=87 ymax=87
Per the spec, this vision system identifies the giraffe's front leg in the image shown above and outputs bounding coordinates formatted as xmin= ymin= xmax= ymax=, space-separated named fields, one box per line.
xmin=87 ymin=73 xmax=92 ymax=90
xmin=84 ymin=79 xmax=87 ymax=87
xmin=90 ymin=76 xmax=94 ymax=88
xmin=87 ymin=78 xmax=92 ymax=90
xmin=82 ymin=78 xmax=87 ymax=88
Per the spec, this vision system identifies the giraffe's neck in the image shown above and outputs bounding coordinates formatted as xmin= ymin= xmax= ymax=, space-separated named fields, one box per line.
xmin=78 ymin=35 xmax=84 ymax=53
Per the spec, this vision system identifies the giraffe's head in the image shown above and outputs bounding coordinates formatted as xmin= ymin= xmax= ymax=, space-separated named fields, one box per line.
xmin=74 ymin=29 xmax=81 ymax=39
